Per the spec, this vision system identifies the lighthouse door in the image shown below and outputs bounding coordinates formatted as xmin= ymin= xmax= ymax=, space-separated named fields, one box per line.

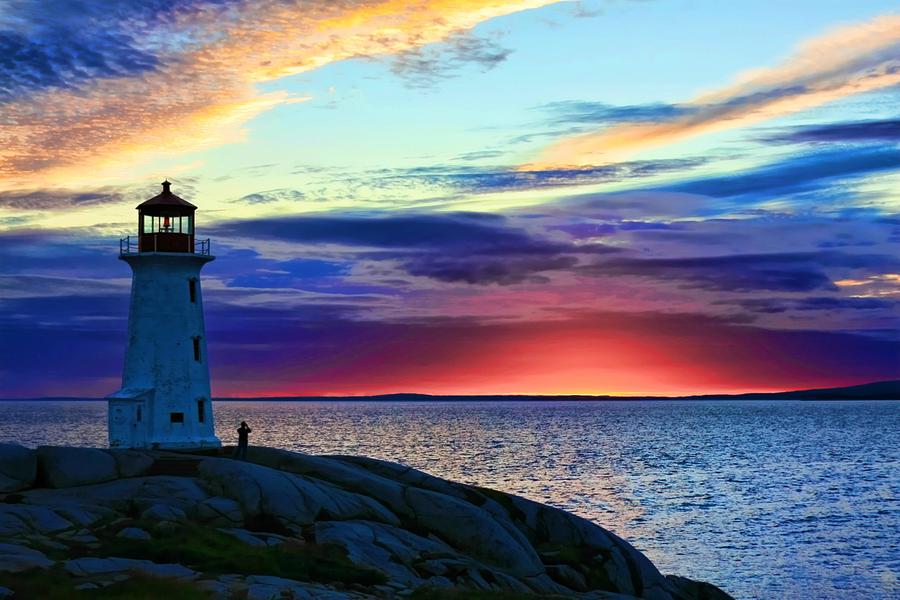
xmin=132 ymin=401 xmax=148 ymax=447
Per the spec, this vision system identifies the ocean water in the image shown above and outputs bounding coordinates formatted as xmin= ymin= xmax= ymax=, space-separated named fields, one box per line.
xmin=0 ymin=399 xmax=897 ymax=600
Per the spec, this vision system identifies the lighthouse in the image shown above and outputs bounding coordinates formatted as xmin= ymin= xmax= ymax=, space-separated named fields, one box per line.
xmin=107 ymin=181 xmax=220 ymax=449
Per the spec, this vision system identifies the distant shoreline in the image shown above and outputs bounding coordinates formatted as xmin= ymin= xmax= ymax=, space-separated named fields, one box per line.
xmin=3 ymin=380 xmax=898 ymax=402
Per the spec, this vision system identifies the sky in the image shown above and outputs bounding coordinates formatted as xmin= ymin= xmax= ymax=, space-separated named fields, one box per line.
xmin=0 ymin=0 xmax=898 ymax=397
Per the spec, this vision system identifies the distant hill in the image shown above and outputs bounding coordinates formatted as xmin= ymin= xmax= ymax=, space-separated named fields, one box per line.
xmin=6 ymin=380 xmax=898 ymax=401
xmin=691 ymin=379 xmax=900 ymax=401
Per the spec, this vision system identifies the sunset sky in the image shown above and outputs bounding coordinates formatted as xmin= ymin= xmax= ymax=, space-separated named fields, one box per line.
xmin=1 ymin=0 xmax=898 ymax=397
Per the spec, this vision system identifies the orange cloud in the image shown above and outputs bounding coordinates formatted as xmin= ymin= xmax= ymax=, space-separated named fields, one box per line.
xmin=0 ymin=0 xmax=559 ymax=189
xmin=529 ymin=13 xmax=900 ymax=169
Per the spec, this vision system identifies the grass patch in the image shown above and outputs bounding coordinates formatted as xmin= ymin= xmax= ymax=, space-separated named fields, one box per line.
xmin=536 ymin=542 xmax=617 ymax=592
xmin=89 ymin=520 xmax=385 ymax=586
xmin=535 ymin=542 xmax=584 ymax=565
xmin=1 ymin=567 xmax=211 ymax=600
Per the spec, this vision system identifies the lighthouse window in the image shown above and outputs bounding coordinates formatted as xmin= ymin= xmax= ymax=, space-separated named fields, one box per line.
xmin=136 ymin=406 xmax=142 ymax=422
xmin=193 ymin=337 xmax=201 ymax=362
xmin=189 ymin=279 xmax=197 ymax=303
xmin=170 ymin=412 xmax=184 ymax=424
xmin=197 ymin=400 xmax=205 ymax=423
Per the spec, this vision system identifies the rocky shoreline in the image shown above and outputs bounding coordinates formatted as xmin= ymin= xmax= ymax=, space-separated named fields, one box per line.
xmin=0 ymin=444 xmax=733 ymax=599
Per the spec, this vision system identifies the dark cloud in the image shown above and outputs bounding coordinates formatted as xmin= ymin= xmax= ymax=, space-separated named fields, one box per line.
xmin=213 ymin=212 xmax=609 ymax=285
xmin=583 ymin=252 xmax=898 ymax=293
xmin=553 ymin=191 xmax=712 ymax=221
xmin=0 ymin=230 xmax=123 ymax=277
xmin=402 ymin=253 xmax=579 ymax=286
xmin=665 ymin=146 xmax=900 ymax=200
xmin=390 ymin=32 xmax=512 ymax=88
xmin=765 ymin=119 xmax=900 ymax=144
xmin=716 ymin=296 xmax=897 ymax=315
xmin=234 ymin=189 xmax=306 ymax=204
xmin=0 ymin=188 xmax=128 ymax=210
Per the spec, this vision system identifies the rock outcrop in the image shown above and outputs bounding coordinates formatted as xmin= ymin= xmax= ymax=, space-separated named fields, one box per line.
xmin=0 ymin=444 xmax=735 ymax=599
xmin=35 ymin=446 xmax=118 ymax=489
xmin=0 ymin=444 xmax=36 ymax=493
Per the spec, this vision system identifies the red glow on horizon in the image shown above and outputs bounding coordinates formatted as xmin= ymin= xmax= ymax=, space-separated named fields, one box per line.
xmin=209 ymin=313 xmax=895 ymax=398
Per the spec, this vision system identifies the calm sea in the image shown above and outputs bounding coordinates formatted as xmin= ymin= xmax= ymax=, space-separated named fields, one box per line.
xmin=0 ymin=399 xmax=897 ymax=600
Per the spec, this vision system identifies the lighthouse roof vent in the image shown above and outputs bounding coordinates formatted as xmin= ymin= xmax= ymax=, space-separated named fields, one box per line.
xmin=136 ymin=180 xmax=197 ymax=215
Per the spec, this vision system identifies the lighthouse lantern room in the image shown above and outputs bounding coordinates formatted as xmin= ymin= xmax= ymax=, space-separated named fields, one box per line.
xmin=107 ymin=181 xmax=220 ymax=449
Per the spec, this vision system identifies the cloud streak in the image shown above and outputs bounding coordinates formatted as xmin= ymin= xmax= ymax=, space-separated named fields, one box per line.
xmin=765 ymin=118 xmax=900 ymax=144
xmin=530 ymin=13 xmax=900 ymax=167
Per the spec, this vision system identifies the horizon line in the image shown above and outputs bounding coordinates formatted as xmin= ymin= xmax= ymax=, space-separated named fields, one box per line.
xmin=3 ymin=379 xmax=897 ymax=402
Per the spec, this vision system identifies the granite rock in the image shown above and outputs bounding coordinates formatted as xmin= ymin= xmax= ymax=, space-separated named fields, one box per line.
xmin=0 ymin=543 xmax=54 ymax=572
xmin=36 ymin=446 xmax=118 ymax=488
xmin=65 ymin=556 xmax=197 ymax=579
xmin=0 ymin=444 xmax=37 ymax=493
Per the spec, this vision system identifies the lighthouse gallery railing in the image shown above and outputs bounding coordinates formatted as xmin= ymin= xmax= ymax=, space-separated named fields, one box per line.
xmin=119 ymin=235 xmax=211 ymax=256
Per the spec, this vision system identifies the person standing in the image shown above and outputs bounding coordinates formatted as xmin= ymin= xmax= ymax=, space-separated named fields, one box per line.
xmin=234 ymin=421 xmax=252 ymax=460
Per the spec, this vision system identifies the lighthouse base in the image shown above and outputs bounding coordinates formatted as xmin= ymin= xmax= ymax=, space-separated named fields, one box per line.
xmin=143 ymin=437 xmax=222 ymax=451
xmin=107 ymin=387 xmax=221 ymax=450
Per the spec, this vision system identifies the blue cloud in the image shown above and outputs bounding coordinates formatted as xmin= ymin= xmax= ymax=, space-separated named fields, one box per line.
xmin=213 ymin=213 xmax=547 ymax=251
xmin=0 ymin=0 xmax=246 ymax=100
xmin=0 ymin=26 xmax=157 ymax=100
xmin=227 ymin=259 xmax=347 ymax=288
xmin=719 ymin=296 xmax=896 ymax=314
xmin=765 ymin=119 xmax=900 ymax=144
xmin=664 ymin=147 xmax=900 ymax=201
xmin=540 ymin=100 xmax=693 ymax=124
xmin=0 ymin=188 xmax=128 ymax=210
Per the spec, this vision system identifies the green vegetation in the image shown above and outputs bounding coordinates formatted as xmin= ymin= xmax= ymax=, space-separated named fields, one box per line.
xmin=3 ymin=520 xmax=386 ymax=599
xmin=85 ymin=520 xmax=386 ymax=586
xmin=535 ymin=542 xmax=617 ymax=592
xmin=1 ymin=568 xmax=211 ymax=600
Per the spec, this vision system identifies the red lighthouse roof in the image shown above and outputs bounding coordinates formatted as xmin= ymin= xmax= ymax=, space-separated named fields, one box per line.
xmin=136 ymin=180 xmax=197 ymax=215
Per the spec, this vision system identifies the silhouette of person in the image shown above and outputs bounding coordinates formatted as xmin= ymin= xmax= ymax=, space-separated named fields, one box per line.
xmin=234 ymin=421 xmax=252 ymax=460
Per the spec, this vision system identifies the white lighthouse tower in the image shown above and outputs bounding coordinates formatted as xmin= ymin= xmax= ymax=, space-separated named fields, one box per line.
xmin=107 ymin=181 xmax=220 ymax=449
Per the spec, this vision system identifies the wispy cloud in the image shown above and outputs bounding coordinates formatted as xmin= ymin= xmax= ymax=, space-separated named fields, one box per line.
xmin=540 ymin=100 xmax=692 ymax=125
xmin=0 ymin=0 xmax=561 ymax=187
xmin=390 ymin=32 xmax=513 ymax=88
xmin=0 ymin=188 xmax=128 ymax=210
xmin=529 ymin=13 xmax=900 ymax=167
